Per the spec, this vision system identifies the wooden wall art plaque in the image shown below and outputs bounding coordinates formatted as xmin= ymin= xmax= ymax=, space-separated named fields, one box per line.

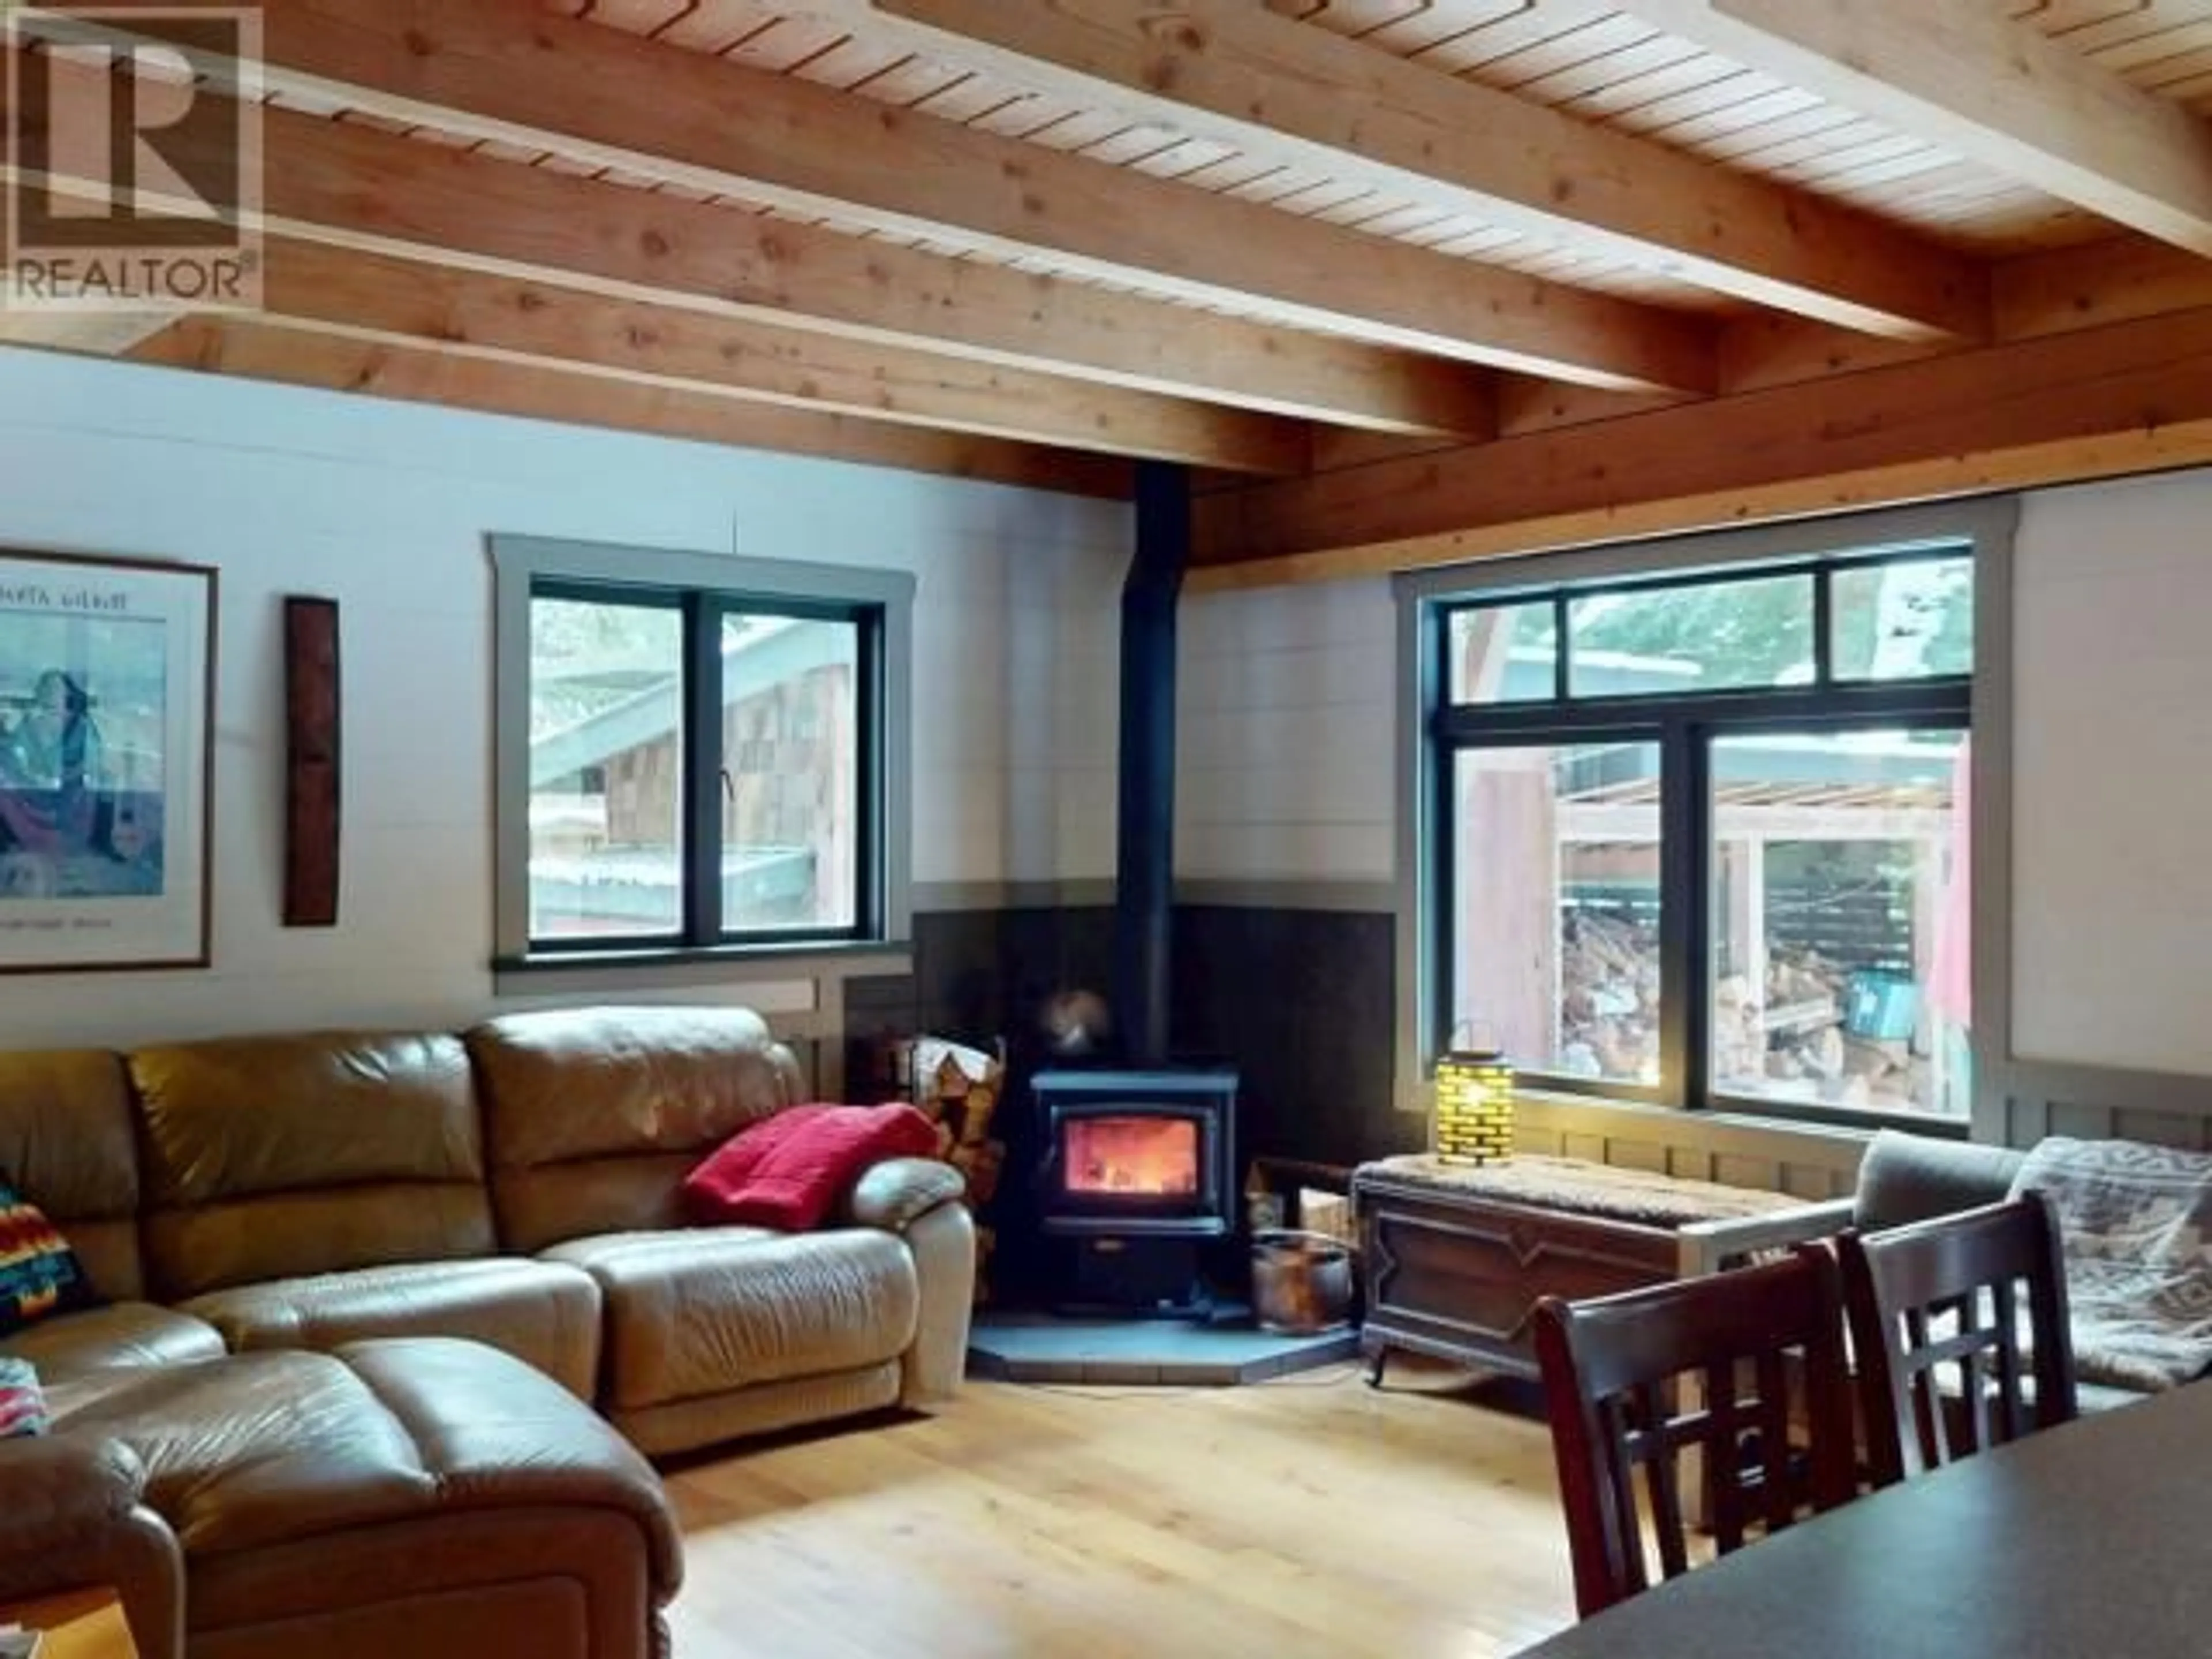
xmin=282 ymin=595 xmax=340 ymax=927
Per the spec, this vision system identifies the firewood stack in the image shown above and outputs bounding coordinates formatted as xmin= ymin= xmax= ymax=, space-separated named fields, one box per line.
xmin=1562 ymin=916 xmax=1926 ymax=1110
xmin=1715 ymin=950 xmax=1925 ymax=1108
xmin=1558 ymin=909 xmax=1661 ymax=1082
xmin=900 ymin=1036 xmax=1006 ymax=1305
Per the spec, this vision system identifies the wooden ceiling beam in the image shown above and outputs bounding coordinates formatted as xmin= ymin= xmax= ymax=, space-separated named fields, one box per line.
xmin=1719 ymin=233 xmax=2212 ymax=393
xmin=78 ymin=0 xmax=1717 ymax=393
xmin=1192 ymin=299 xmax=2212 ymax=584
xmin=1 ymin=47 xmax=1488 ymax=438
xmin=1994 ymin=233 xmax=2212 ymax=340
xmin=849 ymin=0 xmax=1986 ymax=342
xmin=251 ymin=237 xmax=1311 ymax=474
xmin=126 ymin=316 xmax=1134 ymax=497
xmin=1619 ymin=0 xmax=2212 ymax=259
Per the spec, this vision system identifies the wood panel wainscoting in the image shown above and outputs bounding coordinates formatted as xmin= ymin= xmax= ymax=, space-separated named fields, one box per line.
xmin=1511 ymin=1094 xmax=1868 ymax=1201
xmin=664 ymin=1366 xmax=1577 ymax=1658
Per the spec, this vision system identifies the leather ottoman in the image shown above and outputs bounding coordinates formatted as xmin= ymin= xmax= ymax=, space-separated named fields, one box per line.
xmin=23 ymin=1338 xmax=680 ymax=1659
xmin=179 ymin=1259 xmax=604 ymax=1400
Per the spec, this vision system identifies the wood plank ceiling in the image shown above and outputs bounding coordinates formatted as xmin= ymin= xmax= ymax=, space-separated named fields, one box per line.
xmin=9 ymin=0 xmax=2212 ymax=579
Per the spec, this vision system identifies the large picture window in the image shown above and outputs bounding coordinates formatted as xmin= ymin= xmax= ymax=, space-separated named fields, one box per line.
xmin=1425 ymin=546 xmax=1976 ymax=1128
xmin=493 ymin=537 xmax=912 ymax=966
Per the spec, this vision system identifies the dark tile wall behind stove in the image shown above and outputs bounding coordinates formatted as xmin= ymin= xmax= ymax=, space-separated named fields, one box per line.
xmin=1173 ymin=906 xmax=1415 ymax=1170
xmin=845 ymin=903 xmax=1413 ymax=1169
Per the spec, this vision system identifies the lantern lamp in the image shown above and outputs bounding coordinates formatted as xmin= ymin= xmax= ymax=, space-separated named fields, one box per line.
xmin=1433 ymin=1049 xmax=1515 ymax=1166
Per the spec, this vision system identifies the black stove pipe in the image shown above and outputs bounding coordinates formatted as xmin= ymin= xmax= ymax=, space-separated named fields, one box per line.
xmin=1114 ymin=461 xmax=1190 ymax=1068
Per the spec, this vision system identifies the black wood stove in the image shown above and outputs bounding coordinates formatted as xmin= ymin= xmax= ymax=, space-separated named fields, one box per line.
xmin=1021 ymin=462 xmax=1243 ymax=1317
xmin=1032 ymin=1067 xmax=1237 ymax=1316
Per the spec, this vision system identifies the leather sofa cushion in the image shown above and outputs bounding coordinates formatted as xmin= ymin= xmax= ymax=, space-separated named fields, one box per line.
xmin=0 ymin=1050 xmax=146 ymax=1300
xmin=544 ymin=1228 xmax=917 ymax=1410
xmin=490 ymin=1154 xmax=703 ymax=1263
xmin=609 ymin=1362 xmax=903 ymax=1460
xmin=144 ymin=1184 xmax=497 ymax=1304
xmin=50 ymin=1338 xmax=677 ymax=1587
xmin=54 ymin=1349 xmax=436 ymax=1557
xmin=1 ymin=1302 xmax=225 ymax=1385
xmin=470 ymin=1007 xmax=801 ymax=1171
xmin=182 ymin=1259 xmax=603 ymax=1400
xmin=468 ymin=1007 xmax=803 ymax=1252
xmin=131 ymin=1033 xmax=495 ymax=1300
xmin=132 ymin=1033 xmax=484 ymax=1205
xmin=338 ymin=1338 xmax=679 ymax=1594
xmin=47 ymin=1221 xmax=146 ymax=1313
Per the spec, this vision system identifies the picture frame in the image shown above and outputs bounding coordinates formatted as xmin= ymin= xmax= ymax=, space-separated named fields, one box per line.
xmin=0 ymin=548 xmax=218 ymax=973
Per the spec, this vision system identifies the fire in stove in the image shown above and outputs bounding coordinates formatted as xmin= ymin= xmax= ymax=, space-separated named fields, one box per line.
xmin=1063 ymin=1116 xmax=1199 ymax=1197
xmin=1030 ymin=1069 xmax=1238 ymax=1316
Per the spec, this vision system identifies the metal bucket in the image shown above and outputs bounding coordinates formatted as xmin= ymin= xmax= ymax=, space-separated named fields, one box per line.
xmin=1251 ymin=1228 xmax=1354 ymax=1336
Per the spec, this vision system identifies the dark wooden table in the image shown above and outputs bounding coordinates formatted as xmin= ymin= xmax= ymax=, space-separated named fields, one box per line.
xmin=1516 ymin=1380 xmax=2212 ymax=1658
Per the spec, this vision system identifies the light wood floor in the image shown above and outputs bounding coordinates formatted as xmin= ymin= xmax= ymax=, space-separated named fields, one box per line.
xmin=666 ymin=1363 xmax=1578 ymax=1659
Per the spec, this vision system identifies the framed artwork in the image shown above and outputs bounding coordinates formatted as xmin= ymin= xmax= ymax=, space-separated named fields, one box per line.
xmin=0 ymin=548 xmax=217 ymax=972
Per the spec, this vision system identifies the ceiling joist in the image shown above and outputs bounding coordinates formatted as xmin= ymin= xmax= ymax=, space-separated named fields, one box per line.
xmin=1194 ymin=298 xmax=2212 ymax=582
xmin=844 ymin=0 xmax=1988 ymax=342
xmin=248 ymin=237 xmax=1312 ymax=472
xmin=85 ymin=0 xmax=1720 ymax=393
xmin=127 ymin=316 xmax=1134 ymax=496
xmin=11 ymin=0 xmax=2212 ymax=577
xmin=1620 ymin=0 xmax=2212 ymax=260
xmin=3 ymin=43 xmax=1490 ymax=440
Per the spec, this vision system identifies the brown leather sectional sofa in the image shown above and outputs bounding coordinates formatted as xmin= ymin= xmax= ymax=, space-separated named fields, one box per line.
xmin=0 ymin=1005 xmax=976 ymax=1659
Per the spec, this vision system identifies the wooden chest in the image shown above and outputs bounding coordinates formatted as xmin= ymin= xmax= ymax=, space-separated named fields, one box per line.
xmin=1351 ymin=1154 xmax=1802 ymax=1382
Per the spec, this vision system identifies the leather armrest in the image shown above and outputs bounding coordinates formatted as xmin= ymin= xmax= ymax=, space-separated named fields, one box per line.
xmin=842 ymin=1157 xmax=965 ymax=1234
xmin=0 ymin=1434 xmax=146 ymax=1560
xmin=1855 ymin=1128 xmax=2025 ymax=1229
xmin=0 ymin=1433 xmax=186 ymax=1659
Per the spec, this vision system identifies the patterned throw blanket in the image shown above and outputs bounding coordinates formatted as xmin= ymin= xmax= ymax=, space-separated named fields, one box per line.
xmin=0 ymin=1357 xmax=45 ymax=1437
xmin=2010 ymin=1137 xmax=2212 ymax=1392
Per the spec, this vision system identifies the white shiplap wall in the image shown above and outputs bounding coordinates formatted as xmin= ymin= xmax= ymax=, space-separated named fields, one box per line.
xmin=2010 ymin=469 xmax=2212 ymax=1075
xmin=14 ymin=337 xmax=2207 ymax=1084
xmin=0 ymin=346 xmax=1127 ymax=1049
xmin=1172 ymin=468 xmax=2212 ymax=1089
xmin=1176 ymin=576 xmax=1395 ymax=885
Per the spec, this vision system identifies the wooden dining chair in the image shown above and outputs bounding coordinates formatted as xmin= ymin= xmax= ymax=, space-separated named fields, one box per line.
xmin=1838 ymin=1193 xmax=2078 ymax=1488
xmin=1532 ymin=1248 xmax=1858 ymax=1620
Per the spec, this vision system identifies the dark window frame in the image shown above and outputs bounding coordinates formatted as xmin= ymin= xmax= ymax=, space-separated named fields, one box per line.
xmin=489 ymin=534 xmax=915 ymax=983
xmin=1427 ymin=550 xmax=1974 ymax=1133
xmin=522 ymin=574 xmax=888 ymax=956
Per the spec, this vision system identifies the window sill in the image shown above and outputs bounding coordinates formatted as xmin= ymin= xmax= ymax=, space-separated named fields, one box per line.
xmin=1509 ymin=1088 xmax=1885 ymax=1152
xmin=493 ymin=939 xmax=913 ymax=997
xmin=1499 ymin=1083 xmax=1969 ymax=1145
